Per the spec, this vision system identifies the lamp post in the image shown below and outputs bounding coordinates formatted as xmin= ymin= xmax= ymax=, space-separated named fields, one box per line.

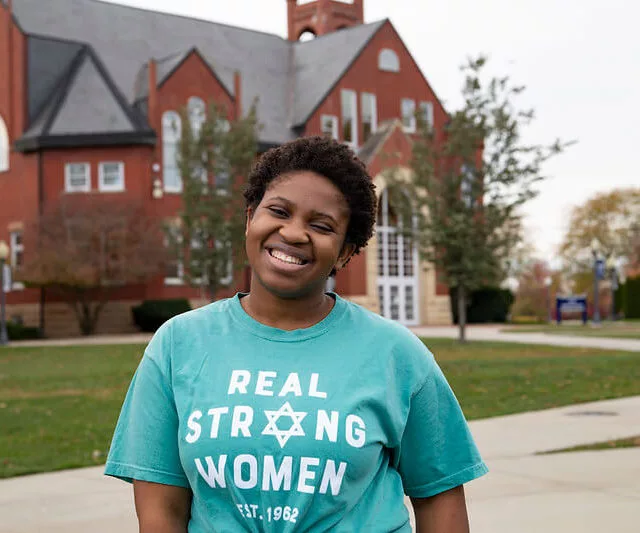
xmin=0 ymin=240 xmax=9 ymax=346
xmin=606 ymin=256 xmax=618 ymax=321
xmin=590 ymin=238 xmax=602 ymax=325
xmin=544 ymin=276 xmax=552 ymax=323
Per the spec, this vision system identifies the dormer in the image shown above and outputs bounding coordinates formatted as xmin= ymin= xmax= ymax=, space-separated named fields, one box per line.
xmin=287 ymin=0 xmax=364 ymax=41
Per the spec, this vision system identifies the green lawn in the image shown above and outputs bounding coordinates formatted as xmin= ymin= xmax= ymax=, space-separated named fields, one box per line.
xmin=1 ymin=339 xmax=640 ymax=478
xmin=502 ymin=321 xmax=640 ymax=339
xmin=538 ymin=435 xmax=640 ymax=454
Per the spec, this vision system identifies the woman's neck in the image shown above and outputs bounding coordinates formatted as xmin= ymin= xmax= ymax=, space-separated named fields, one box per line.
xmin=241 ymin=279 xmax=334 ymax=331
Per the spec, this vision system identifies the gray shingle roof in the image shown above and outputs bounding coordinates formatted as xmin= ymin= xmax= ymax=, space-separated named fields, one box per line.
xmin=50 ymin=52 xmax=137 ymax=135
xmin=292 ymin=21 xmax=385 ymax=127
xmin=12 ymin=0 xmax=387 ymax=146
xmin=27 ymin=36 xmax=83 ymax=123
xmin=18 ymin=44 xmax=154 ymax=149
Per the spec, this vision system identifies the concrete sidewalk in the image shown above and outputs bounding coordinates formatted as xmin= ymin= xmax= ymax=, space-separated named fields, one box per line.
xmin=413 ymin=325 xmax=640 ymax=352
xmin=8 ymin=325 xmax=640 ymax=351
xmin=1 ymin=396 xmax=638 ymax=533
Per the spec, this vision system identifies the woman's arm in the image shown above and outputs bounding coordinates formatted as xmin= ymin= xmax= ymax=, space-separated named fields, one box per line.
xmin=133 ymin=480 xmax=192 ymax=533
xmin=411 ymin=485 xmax=470 ymax=533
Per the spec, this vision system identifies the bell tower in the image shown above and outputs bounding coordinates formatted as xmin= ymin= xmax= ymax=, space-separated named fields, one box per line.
xmin=287 ymin=0 xmax=364 ymax=42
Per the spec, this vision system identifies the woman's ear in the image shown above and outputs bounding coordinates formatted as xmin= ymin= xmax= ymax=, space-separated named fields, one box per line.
xmin=245 ymin=207 xmax=254 ymax=236
xmin=335 ymin=243 xmax=356 ymax=271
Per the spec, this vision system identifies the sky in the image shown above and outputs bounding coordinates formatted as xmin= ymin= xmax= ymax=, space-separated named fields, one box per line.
xmin=105 ymin=0 xmax=639 ymax=262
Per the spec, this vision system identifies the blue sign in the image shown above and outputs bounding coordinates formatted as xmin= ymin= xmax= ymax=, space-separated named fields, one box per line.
xmin=595 ymin=259 xmax=605 ymax=280
xmin=556 ymin=295 xmax=588 ymax=325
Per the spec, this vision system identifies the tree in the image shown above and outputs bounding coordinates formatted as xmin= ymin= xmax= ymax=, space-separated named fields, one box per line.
xmin=511 ymin=259 xmax=560 ymax=322
xmin=387 ymin=56 xmax=567 ymax=341
xmin=19 ymin=198 xmax=167 ymax=335
xmin=560 ymin=187 xmax=640 ymax=274
xmin=166 ymin=100 xmax=260 ymax=300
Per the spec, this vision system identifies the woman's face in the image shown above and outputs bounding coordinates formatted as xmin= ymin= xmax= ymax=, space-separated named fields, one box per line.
xmin=246 ymin=171 xmax=355 ymax=300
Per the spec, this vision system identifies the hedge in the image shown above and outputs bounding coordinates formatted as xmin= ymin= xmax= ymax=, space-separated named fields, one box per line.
xmin=449 ymin=286 xmax=515 ymax=324
xmin=132 ymin=299 xmax=192 ymax=332
xmin=6 ymin=321 xmax=44 ymax=341
xmin=623 ymin=276 xmax=640 ymax=319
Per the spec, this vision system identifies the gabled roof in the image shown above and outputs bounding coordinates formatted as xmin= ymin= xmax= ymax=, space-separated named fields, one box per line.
xmin=16 ymin=44 xmax=154 ymax=151
xmin=11 ymin=0 xmax=431 ymax=150
xmin=357 ymin=120 xmax=404 ymax=165
xmin=133 ymin=48 xmax=234 ymax=103
xmin=12 ymin=0 xmax=292 ymax=145
xmin=27 ymin=35 xmax=84 ymax=124
xmin=292 ymin=20 xmax=385 ymax=127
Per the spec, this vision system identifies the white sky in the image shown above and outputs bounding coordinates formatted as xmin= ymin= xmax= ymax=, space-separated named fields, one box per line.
xmin=104 ymin=0 xmax=639 ymax=261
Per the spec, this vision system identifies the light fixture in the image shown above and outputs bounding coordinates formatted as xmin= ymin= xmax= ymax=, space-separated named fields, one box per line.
xmin=0 ymin=241 xmax=8 ymax=261
xmin=152 ymin=178 xmax=164 ymax=199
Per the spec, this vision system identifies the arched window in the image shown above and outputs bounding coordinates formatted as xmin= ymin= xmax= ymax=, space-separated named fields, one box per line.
xmin=188 ymin=97 xmax=206 ymax=138
xmin=0 ymin=115 xmax=9 ymax=173
xmin=378 ymin=49 xmax=400 ymax=73
xmin=162 ymin=111 xmax=182 ymax=192
xmin=298 ymin=29 xmax=316 ymax=42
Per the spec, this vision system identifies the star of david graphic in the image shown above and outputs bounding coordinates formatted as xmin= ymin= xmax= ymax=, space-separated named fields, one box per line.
xmin=262 ymin=402 xmax=307 ymax=448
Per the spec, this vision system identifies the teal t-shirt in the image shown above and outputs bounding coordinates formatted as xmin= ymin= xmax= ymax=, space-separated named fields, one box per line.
xmin=105 ymin=294 xmax=487 ymax=532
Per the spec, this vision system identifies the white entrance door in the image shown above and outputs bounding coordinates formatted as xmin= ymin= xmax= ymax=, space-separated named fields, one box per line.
xmin=376 ymin=189 xmax=419 ymax=326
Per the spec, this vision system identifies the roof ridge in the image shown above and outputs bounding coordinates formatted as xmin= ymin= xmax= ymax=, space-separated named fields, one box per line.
xmin=84 ymin=0 xmax=288 ymax=41
xmin=292 ymin=19 xmax=387 ymax=47
xmin=25 ymin=31 xmax=89 ymax=47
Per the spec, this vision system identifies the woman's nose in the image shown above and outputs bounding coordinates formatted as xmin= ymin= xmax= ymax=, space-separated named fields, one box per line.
xmin=278 ymin=218 xmax=310 ymax=243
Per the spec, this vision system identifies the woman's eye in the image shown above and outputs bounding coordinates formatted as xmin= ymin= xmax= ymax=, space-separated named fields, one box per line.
xmin=312 ymin=224 xmax=333 ymax=233
xmin=268 ymin=207 xmax=287 ymax=217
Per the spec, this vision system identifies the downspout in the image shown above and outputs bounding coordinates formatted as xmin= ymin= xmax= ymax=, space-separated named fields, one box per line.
xmin=38 ymin=151 xmax=45 ymax=335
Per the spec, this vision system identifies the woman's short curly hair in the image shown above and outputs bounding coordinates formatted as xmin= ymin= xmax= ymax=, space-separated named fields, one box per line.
xmin=244 ymin=136 xmax=377 ymax=255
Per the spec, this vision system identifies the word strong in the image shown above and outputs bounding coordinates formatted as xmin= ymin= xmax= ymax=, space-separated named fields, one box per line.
xmin=228 ymin=370 xmax=328 ymax=398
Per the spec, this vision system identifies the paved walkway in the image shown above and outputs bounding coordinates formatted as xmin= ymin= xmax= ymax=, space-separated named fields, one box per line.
xmin=412 ymin=325 xmax=640 ymax=352
xmin=8 ymin=325 xmax=640 ymax=352
xmin=1 ymin=396 xmax=638 ymax=533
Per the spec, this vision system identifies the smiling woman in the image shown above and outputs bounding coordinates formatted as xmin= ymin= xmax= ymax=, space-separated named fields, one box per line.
xmin=104 ymin=136 xmax=487 ymax=533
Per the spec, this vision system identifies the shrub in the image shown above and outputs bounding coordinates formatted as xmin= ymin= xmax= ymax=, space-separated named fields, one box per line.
xmin=450 ymin=286 xmax=515 ymax=324
xmin=623 ymin=276 xmax=640 ymax=319
xmin=132 ymin=299 xmax=192 ymax=332
xmin=6 ymin=321 xmax=44 ymax=341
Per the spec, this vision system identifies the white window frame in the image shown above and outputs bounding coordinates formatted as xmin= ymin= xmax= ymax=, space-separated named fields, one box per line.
xmin=162 ymin=111 xmax=183 ymax=193
xmin=164 ymin=229 xmax=185 ymax=286
xmin=320 ymin=115 xmax=339 ymax=140
xmin=341 ymin=89 xmax=358 ymax=148
xmin=98 ymin=162 xmax=125 ymax=193
xmin=0 ymin=115 xmax=8 ymax=173
xmin=461 ymin=164 xmax=476 ymax=208
xmin=9 ymin=230 xmax=25 ymax=290
xmin=419 ymin=101 xmax=434 ymax=130
xmin=64 ymin=163 xmax=91 ymax=193
xmin=187 ymin=97 xmax=206 ymax=138
xmin=361 ymin=92 xmax=378 ymax=141
xmin=376 ymin=188 xmax=419 ymax=326
xmin=378 ymin=49 xmax=400 ymax=73
xmin=401 ymin=98 xmax=416 ymax=133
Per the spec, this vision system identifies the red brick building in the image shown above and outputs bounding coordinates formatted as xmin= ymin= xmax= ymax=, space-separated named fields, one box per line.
xmin=0 ymin=0 xmax=452 ymax=337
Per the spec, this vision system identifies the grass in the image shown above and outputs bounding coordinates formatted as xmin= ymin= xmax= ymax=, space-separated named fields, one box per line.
xmin=1 ymin=339 xmax=640 ymax=478
xmin=502 ymin=321 xmax=640 ymax=339
xmin=538 ymin=435 xmax=640 ymax=454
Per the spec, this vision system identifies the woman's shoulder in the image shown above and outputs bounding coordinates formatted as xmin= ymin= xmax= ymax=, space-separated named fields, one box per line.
xmin=143 ymin=297 xmax=235 ymax=361
xmin=341 ymin=297 xmax=427 ymax=346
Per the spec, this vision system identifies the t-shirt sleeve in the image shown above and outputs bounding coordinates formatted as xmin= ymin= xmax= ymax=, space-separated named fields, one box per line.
xmin=104 ymin=321 xmax=189 ymax=488
xmin=397 ymin=350 xmax=488 ymax=498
